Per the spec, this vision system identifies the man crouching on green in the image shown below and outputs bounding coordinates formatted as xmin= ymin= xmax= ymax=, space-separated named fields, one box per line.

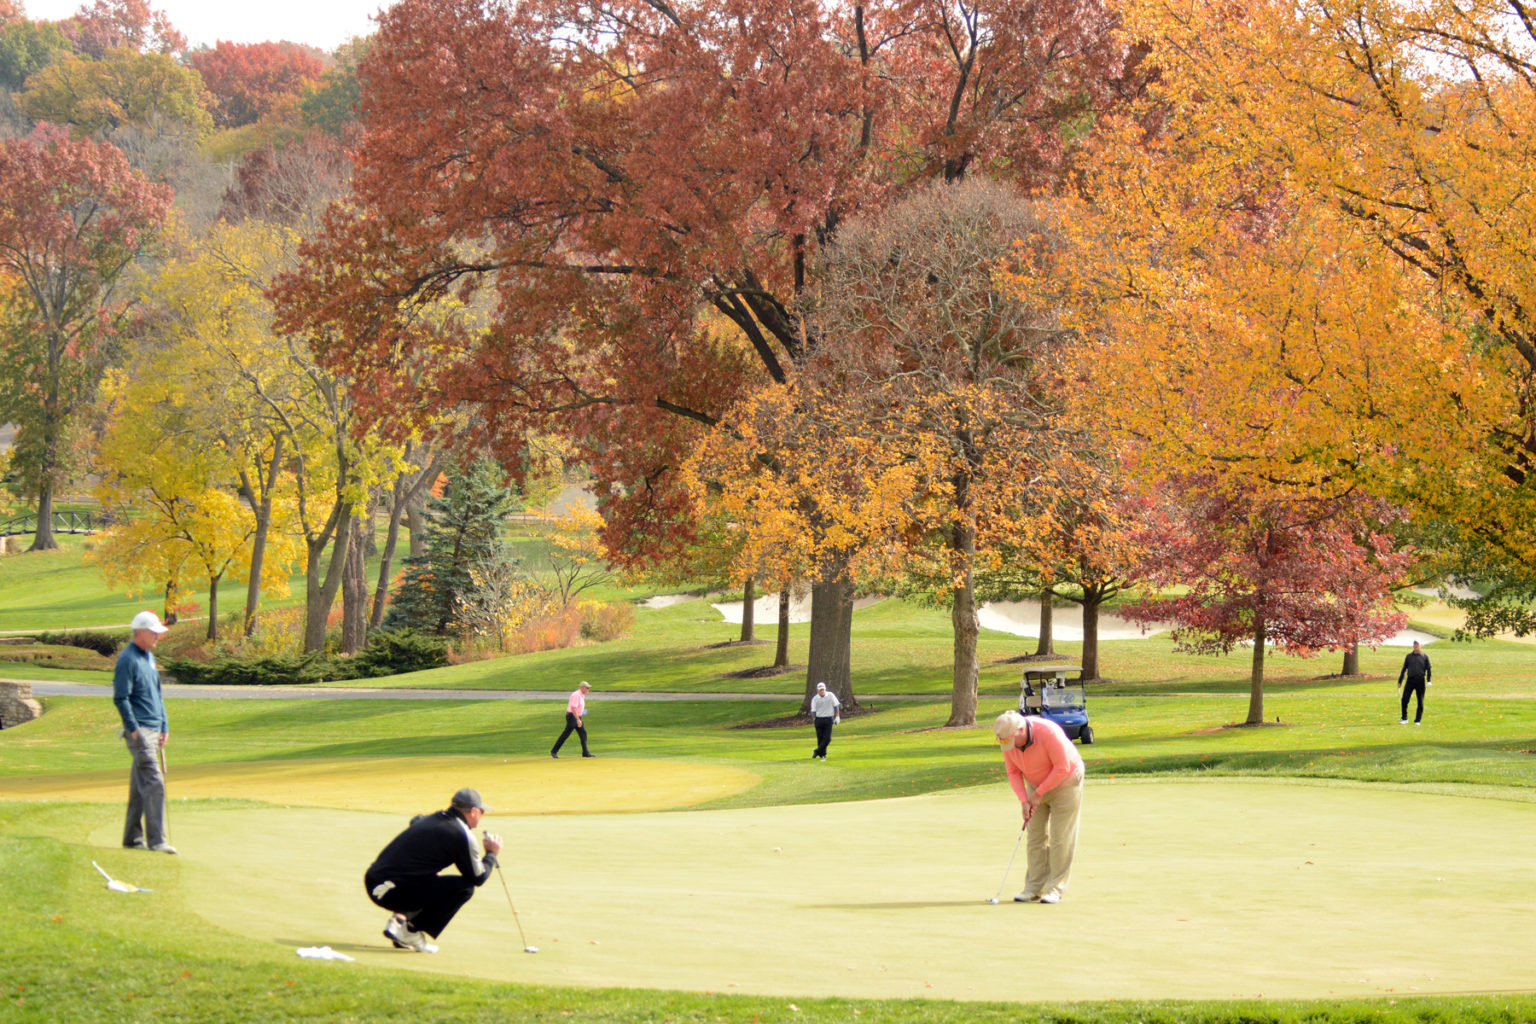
xmin=364 ymin=788 xmax=503 ymax=953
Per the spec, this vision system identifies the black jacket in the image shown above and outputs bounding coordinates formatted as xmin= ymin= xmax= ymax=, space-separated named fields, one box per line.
xmin=1398 ymin=651 xmax=1432 ymax=685
xmin=366 ymin=808 xmax=496 ymax=886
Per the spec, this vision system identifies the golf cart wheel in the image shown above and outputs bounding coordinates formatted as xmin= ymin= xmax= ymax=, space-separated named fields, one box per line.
xmin=1079 ymin=725 xmax=1094 ymax=745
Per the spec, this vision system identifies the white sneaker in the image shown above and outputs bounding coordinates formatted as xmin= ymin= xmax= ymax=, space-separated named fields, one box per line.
xmin=1039 ymin=892 xmax=1061 ymax=904
xmin=1398 ymin=719 xmax=1408 ymax=725
xmin=150 ymin=842 xmax=178 ymax=854
xmin=401 ymin=925 xmax=438 ymax=953
xmin=1013 ymin=892 xmax=1040 ymax=903
xmin=384 ymin=914 xmax=411 ymax=949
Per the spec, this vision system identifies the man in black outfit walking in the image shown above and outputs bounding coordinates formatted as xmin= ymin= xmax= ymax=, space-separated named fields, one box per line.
xmin=364 ymin=787 xmax=502 ymax=953
xmin=1397 ymin=641 xmax=1432 ymax=724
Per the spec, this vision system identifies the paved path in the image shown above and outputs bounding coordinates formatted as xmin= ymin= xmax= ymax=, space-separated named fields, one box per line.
xmin=21 ymin=681 xmax=938 ymax=702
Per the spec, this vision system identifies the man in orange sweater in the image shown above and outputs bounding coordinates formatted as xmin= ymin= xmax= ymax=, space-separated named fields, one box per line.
xmin=994 ymin=709 xmax=1085 ymax=904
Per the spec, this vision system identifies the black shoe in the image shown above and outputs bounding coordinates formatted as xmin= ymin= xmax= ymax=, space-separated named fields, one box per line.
xmin=123 ymin=840 xmax=148 ymax=850
xmin=582 ymin=753 xmax=595 ymax=758
xmin=550 ymin=752 xmax=559 ymax=758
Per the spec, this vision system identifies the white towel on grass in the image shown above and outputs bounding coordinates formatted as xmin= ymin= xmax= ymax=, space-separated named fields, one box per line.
xmin=296 ymin=946 xmax=356 ymax=961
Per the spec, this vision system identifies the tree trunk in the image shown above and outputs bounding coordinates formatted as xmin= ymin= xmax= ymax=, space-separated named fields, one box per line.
xmin=1032 ymin=589 xmax=1056 ymax=656
xmin=361 ymin=492 xmax=380 ymax=558
xmin=1340 ymin=643 xmax=1360 ymax=676
xmin=206 ymin=573 xmax=222 ymax=641
xmin=774 ymin=586 xmax=790 ymax=668
xmin=740 ymin=576 xmax=756 ymax=642
xmin=303 ymin=504 xmax=353 ymax=652
xmin=240 ymin=435 xmax=284 ymax=638
xmin=29 ymin=476 xmax=58 ymax=551
xmin=947 ymin=522 xmax=980 ymax=727
xmin=406 ymin=497 xmax=427 ymax=557
xmin=803 ymin=569 xmax=855 ymax=712
xmin=371 ymin=449 xmax=448 ymax=630
xmin=341 ymin=516 xmax=368 ymax=654
xmin=371 ymin=482 xmax=407 ymax=631
xmin=1247 ymin=619 xmax=1266 ymax=725
xmin=162 ymin=580 xmax=178 ymax=625
xmin=1081 ymin=591 xmax=1102 ymax=681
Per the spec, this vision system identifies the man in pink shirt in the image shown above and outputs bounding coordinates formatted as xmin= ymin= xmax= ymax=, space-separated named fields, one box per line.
xmin=994 ymin=709 xmax=1084 ymax=904
xmin=551 ymin=681 xmax=594 ymax=758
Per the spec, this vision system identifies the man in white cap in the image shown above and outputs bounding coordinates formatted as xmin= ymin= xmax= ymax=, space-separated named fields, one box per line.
xmin=113 ymin=610 xmax=175 ymax=853
xmin=810 ymin=681 xmax=841 ymax=759
xmin=364 ymin=788 xmax=503 ymax=953
xmin=993 ymin=709 xmax=1084 ymax=903
xmin=550 ymin=680 xmax=594 ymax=758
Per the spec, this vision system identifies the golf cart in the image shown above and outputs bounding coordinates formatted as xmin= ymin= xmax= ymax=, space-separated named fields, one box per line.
xmin=1018 ymin=663 xmax=1093 ymax=744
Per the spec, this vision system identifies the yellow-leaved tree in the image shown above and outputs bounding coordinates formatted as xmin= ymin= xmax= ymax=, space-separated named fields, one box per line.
xmin=136 ymin=219 xmax=407 ymax=650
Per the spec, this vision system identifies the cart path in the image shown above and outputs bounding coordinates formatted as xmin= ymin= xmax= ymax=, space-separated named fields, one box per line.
xmin=18 ymin=680 xmax=940 ymax=702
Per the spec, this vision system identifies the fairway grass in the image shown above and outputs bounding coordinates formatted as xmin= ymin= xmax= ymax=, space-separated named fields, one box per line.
xmin=45 ymin=779 xmax=1536 ymax=1003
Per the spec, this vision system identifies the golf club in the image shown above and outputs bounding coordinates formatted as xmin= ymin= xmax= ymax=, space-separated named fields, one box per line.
xmin=495 ymin=863 xmax=538 ymax=953
xmin=988 ymin=828 xmax=1025 ymax=904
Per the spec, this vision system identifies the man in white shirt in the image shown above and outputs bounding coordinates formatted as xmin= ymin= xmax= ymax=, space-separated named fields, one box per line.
xmin=810 ymin=681 xmax=841 ymax=760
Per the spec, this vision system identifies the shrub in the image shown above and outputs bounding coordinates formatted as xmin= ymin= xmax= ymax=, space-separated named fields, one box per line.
xmin=162 ymin=651 xmax=332 ymax=686
xmin=35 ymin=629 xmax=122 ymax=656
xmin=579 ymin=600 xmax=635 ymax=642
xmin=350 ymin=629 xmax=449 ymax=675
xmin=502 ymin=604 xmax=582 ymax=655
xmin=160 ymin=627 xmax=447 ymax=685
xmin=244 ymin=606 xmax=305 ymax=659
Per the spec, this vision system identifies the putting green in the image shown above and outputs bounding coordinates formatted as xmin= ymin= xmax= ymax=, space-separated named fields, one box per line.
xmin=7 ymin=755 xmax=758 ymax=814
xmin=84 ymin=778 xmax=1536 ymax=1002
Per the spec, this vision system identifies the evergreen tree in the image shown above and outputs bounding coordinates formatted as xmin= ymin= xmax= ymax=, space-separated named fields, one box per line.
xmin=384 ymin=459 xmax=521 ymax=635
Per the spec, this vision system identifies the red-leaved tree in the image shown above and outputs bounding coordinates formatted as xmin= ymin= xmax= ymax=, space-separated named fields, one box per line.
xmin=275 ymin=0 xmax=1131 ymax=705
xmin=189 ymin=41 xmax=326 ymax=128
xmin=60 ymin=0 xmax=184 ymax=57
xmin=1122 ymin=478 xmax=1415 ymax=725
xmin=0 ymin=124 xmax=172 ymax=550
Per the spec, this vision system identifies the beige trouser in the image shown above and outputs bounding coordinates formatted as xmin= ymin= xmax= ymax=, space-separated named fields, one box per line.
xmin=1022 ymin=766 xmax=1084 ymax=900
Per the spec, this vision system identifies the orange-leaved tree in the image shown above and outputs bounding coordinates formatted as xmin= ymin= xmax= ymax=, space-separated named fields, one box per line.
xmin=682 ymin=374 xmax=940 ymax=712
xmin=1073 ymin=0 xmax=1536 ymax=631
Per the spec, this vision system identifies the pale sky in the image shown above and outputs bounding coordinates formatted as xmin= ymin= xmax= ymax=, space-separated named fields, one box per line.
xmin=21 ymin=0 xmax=391 ymax=52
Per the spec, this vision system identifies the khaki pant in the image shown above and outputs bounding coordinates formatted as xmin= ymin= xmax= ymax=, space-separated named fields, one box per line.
xmin=1022 ymin=766 xmax=1084 ymax=900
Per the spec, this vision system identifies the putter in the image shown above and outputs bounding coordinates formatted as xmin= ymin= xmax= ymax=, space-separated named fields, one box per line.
xmin=988 ymin=828 xmax=1025 ymax=904
xmin=495 ymin=863 xmax=538 ymax=953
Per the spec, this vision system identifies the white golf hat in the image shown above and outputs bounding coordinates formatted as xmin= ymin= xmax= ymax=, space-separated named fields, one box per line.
xmin=993 ymin=710 xmax=1025 ymax=743
xmin=130 ymin=610 xmax=169 ymax=634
